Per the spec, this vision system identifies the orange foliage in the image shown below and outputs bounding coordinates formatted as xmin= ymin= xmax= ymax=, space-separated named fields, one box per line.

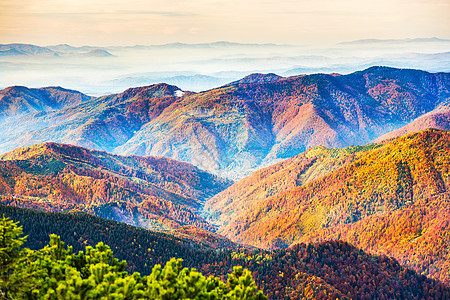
xmin=0 ymin=142 xmax=230 ymax=232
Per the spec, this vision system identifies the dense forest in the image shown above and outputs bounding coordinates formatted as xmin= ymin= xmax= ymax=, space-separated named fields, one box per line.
xmin=0 ymin=215 xmax=266 ymax=299
xmin=2 ymin=205 xmax=448 ymax=299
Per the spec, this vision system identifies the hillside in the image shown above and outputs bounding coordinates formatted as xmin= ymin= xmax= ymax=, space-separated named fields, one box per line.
xmin=204 ymin=143 xmax=381 ymax=226
xmin=2 ymin=205 xmax=448 ymax=299
xmin=1 ymin=67 xmax=449 ymax=179
xmin=0 ymin=86 xmax=92 ymax=119
xmin=0 ymin=142 xmax=231 ymax=231
xmin=298 ymin=193 xmax=450 ymax=285
xmin=205 ymin=129 xmax=450 ymax=283
xmin=375 ymin=104 xmax=450 ymax=141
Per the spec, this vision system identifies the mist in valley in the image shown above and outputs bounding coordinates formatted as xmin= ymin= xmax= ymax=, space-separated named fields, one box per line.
xmin=1 ymin=38 xmax=449 ymax=96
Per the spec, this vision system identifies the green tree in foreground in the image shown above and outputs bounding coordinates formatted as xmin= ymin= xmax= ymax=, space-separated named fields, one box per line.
xmin=0 ymin=216 xmax=27 ymax=299
xmin=0 ymin=216 xmax=266 ymax=299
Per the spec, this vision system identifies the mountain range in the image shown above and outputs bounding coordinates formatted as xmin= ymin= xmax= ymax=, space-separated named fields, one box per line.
xmin=0 ymin=43 xmax=60 ymax=57
xmin=1 ymin=66 xmax=450 ymax=294
xmin=1 ymin=66 xmax=450 ymax=179
xmin=339 ymin=37 xmax=450 ymax=46
xmin=0 ymin=42 xmax=286 ymax=58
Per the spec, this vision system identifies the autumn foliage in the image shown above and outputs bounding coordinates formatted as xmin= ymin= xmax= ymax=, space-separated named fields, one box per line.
xmin=207 ymin=129 xmax=450 ymax=284
xmin=0 ymin=142 xmax=231 ymax=232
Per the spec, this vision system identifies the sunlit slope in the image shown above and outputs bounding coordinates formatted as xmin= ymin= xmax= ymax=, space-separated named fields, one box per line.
xmin=204 ymin=143 xmax=381 ymax=227
xmin=299 ymin=193 xmax=450 ymax=284
xmin=208 ymin=129 xmax=450 ymax=249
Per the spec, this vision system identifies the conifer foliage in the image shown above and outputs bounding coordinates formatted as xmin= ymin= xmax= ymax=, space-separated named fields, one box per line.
xmin=0 ymin=216 xmax=266 ymax=299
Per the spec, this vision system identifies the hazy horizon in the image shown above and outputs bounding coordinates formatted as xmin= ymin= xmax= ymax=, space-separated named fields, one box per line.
xmin=1 ymin=0 xmax=449 ymax=95
xmin=1 ymin=0 xmax=449 ymax=47
xmin=1 ymin=37 xmax=450 ymax=96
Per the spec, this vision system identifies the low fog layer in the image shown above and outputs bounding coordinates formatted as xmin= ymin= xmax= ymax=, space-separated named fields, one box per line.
xmin=1 ymin=38 xmax=449 ymax=96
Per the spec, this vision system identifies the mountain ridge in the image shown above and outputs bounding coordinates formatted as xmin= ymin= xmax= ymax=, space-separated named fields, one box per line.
xmin=1 ymin=66 xmax=450 ymax=180
xmin=0 ymin=86 xmax=93 ymax=119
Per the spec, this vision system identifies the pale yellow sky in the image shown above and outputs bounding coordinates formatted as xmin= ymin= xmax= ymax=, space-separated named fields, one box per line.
xmin=0 ymin=0 xmax=449 ymax=46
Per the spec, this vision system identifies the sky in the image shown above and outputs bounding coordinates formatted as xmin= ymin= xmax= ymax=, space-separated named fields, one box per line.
xmin=0 ymin=0 xmax=449 ymax=46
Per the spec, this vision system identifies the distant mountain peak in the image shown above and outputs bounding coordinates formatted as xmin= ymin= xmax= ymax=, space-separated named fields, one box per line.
xmin=0 ymin=43 xmax=59 ymax=57
xmin=82 ymin=49 xmax=114 ymax=57
xmin=0 ymin=85 xmax=92 ymax=118
xmin=231 ymin=73 xmax=283 ymax=85
xmin=120 ymin=83 xmax=182 ymax=98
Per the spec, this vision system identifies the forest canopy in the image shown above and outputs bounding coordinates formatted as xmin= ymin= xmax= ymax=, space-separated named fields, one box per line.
xmin=0 ymin=216 xmax=266 ymax=299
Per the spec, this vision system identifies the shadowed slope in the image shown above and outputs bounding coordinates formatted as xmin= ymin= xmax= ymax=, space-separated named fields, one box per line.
xmin=0 ymin=83 xmax=183 ymax=153
xmin=376 ymin=104 xmax=450 ymax=141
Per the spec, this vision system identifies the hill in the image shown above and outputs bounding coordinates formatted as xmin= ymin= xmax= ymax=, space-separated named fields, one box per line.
xmin=0 ymin=86 xmax=92 ymax=119
xmin=82 ymin=49 xmax=114 ymax=57
xmin=229 ymin=73 xmax=284 ymax=85
xmin=2 ymin=205 xmax=448 ymax=299
xmin=0 ymin=142 xmax=231 ymax=231
xmin=1 ymin=67 xmax=449 ymax=179
xmin=204 ymin=143 xmax=381 ymax=226
xmin=375 ymin=104 xmax=450 ymax=141
xmin=205 ymin=129 xmax=450 ymax=283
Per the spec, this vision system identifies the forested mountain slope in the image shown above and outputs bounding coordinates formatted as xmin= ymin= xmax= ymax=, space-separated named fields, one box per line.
xmin=206 ymin=129 xmax=450 ymax=283
xmin=0 ymin=83 xmax=182 ymax=154
xmin=117 ymin=67 xmax=450 ymax=178
xmin=0 ymin=142 xmax=231 ymax=231
xmin=0 ymin=85 xmax=92 ymax=119
xmin=204 ymin=143 xmax=381 ymax=226
xmin=376 ymin=103 xmax=450 ymax=141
